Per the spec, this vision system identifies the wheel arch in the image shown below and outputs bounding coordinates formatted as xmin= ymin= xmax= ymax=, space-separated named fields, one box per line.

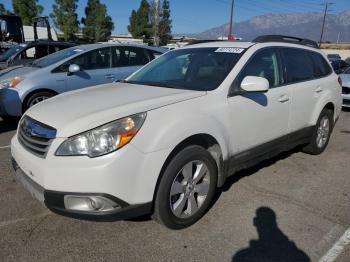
xmin=152 ymin=133 xmax=225 ymax=208
xmin=22 ymin=88 xmax=58 ymax=113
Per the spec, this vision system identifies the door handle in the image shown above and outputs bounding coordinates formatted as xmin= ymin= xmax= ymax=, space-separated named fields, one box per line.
xmin=315 ymin=87 xmax=323 ymax=93
xmin=278 ymin=94 xmax=289 ymax=103
xmin=105 ymin=74 xmax=115 ymax=79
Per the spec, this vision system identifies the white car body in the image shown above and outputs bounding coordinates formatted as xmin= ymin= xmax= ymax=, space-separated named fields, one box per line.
xmin=339 ymin=68 xmax=350 ymax=107
xmin=11 ymin=39 xmax=342 ymax=227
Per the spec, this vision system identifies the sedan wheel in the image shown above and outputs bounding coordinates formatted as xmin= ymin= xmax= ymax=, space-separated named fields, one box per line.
xmin=28 ymin=96 xmax=50 ymax=107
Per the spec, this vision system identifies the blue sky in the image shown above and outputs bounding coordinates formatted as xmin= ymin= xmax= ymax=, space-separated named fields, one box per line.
xmin=2 ymin=0 xmax=350 ymax=34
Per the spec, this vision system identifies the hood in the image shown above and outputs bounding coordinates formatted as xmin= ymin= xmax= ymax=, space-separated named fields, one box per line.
xmin=0 ymin=65 xmax=39 ymax=80
xmin=27 ymin=82 xmax=206 ymax=137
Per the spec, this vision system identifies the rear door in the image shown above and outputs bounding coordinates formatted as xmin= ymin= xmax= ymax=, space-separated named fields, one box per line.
xmin=62 ymin=47 xmax=113 ymax=91
xmin=281 ymin=48 xmax=326 ymax=133
xmin=111 ymin=46 xmax=153 ymax=80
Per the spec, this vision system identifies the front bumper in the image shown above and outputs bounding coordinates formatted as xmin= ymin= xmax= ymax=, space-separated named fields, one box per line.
xmin=0 ymin=88 xmax=23 ymax=116
xmin=12 ymin=158 xmax=152 ymax=221
xmin=342 ymin=94 xmax=350 ymax=107
xmin=11 ymin=131 xmax=172 ymax=220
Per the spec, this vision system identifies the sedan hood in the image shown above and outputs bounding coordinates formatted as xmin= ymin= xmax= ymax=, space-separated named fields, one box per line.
xmin=27 ymin=83 xmax=206 ymax=137
xmin=0 ymin=65 xmax=39 ymax=79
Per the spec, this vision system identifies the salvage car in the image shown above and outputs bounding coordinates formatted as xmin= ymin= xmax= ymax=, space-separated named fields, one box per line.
xmin=0 ymin=43 xmax=164 ymax=119
xmin=0 ymin=41 xmax=75 ymax=70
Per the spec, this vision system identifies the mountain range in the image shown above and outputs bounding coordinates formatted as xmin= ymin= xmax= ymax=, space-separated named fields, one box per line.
xmin=191 ymin=11 xmax=350 ymax=42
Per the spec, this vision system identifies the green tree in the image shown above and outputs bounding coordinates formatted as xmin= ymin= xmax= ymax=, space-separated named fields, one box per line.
xmin=82 ymin=0 xmax=114 ymax=42
xmin=159 ymin=0 xmax=172 ymax=45
xmin=0 ymin=4 xmax=13 ymax=15
xmin=128 ymin=0 xmax=152 ymax=40
xmin=50 ymin=0 xmax=79 ymax=41
xmin=12 ymin=0 xmax=43 ymax=26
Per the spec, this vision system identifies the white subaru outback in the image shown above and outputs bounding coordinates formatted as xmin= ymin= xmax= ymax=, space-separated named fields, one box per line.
xmin=11 ymin=35 xmax=342 ymax=229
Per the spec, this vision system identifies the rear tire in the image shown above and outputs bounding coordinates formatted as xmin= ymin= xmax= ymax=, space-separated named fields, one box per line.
xmin=24 ymin=91 xmax=55 ymax=112
xmin=302 ymin=109 xmax=333 ymax=155
xmin=153 ymin=145 xmax=218 ymax=229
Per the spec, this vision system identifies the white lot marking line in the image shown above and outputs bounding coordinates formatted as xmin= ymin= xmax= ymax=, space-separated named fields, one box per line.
xmin=0 ymin=145 xmax=10 ymax=149
xmin=319 ymin=227 xmax=350 ymax=262
xmin=0 ymin=212 xmax=51 ymax=228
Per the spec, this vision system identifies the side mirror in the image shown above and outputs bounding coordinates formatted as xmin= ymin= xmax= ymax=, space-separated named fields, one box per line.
xmin=240 ymin=76 xmax=269 ymax=92
xmin=0 ymin=20 xmax=8 ymax=36
xmin=68 ymin=64 xmax=80 ymax=75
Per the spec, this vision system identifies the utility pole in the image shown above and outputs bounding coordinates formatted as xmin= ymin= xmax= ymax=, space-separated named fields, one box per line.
xmin=154 ymin=0 xmax=160 ymax=47
xmin=228 ymin=0 xmax=234 ymax=40
xmin=336 ymin=32 xmax=341 ymax=44
xmin=319 ymin=2 xmax=334 ymax=45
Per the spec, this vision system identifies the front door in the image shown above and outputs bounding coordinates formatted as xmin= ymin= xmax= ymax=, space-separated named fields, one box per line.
xmin=64 ymin=47 xmax=113 ymax=91
xmin=227 ymin=48 xmax=291 ymax=156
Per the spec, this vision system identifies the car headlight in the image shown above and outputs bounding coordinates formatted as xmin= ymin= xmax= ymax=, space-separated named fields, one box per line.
xmin=56 ymin=113 xmax=146 ymax=157
xmin=0 ymin=76 xmax=23 ymax=89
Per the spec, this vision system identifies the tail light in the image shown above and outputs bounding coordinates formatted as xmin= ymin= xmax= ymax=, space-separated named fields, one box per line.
xmin=338 ymin=76 xmax=342 ymax=87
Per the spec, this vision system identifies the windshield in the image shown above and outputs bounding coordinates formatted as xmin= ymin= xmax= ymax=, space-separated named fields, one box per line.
xmin=0 ymin=44 xmax=26 ymax=61
xmin=344 ymin=67 xmax=350 ymax=74
xmin=31 ymin=47 xmax=84 ymax=68
xmin=127 ymin=47 xmax=245 ymax=91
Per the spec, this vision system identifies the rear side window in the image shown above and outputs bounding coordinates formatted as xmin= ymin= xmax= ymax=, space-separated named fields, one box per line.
xmin=22 ymin=45 xmax=49 ymax=59
xmin=112 ymin=47 xmax=150 ymax=67
xmin=307 ymin=51 xmax=332 ymax=78
xmin=282 ymin=48 xmax=314 ymax=83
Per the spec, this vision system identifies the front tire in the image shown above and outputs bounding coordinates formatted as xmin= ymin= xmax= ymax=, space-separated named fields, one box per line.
xmin=302 ymin=109 xmax=333 ymax=155
xmin=24 ymin=91 xmax=55 ymax=112
xmin=153 ymin=145 xmax=218 ymax=229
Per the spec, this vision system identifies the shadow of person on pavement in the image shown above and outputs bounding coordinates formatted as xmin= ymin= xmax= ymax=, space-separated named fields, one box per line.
xmin=232 ymin=207 xmax=310 ymax=262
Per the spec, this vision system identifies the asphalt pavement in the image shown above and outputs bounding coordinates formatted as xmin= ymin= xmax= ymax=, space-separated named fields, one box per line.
xmin=0 ymin=111 xmax=349 ymax=262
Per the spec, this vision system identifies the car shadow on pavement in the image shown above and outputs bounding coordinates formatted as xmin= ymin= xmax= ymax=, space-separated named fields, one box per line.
xmin=231 ymin=207 xmax=310 ymax=262
xmin=0 ymin=118 xmax=18 ymax=134
xmin=212 ymin=147 xmax=301 ymax=206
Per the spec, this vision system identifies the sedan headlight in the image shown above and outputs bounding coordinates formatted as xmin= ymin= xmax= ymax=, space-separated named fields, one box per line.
xmin=0 ymin=76 xmax=23 ymax=89
xmin=56 ymin=113 xmax=146 ymax=157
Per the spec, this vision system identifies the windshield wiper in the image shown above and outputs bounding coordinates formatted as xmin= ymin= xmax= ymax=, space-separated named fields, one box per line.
xmin=125 ymin=80 xmax=182 ymax=89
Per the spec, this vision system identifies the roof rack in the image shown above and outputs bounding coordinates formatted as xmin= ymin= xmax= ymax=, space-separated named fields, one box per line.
xmin=253 ymin=35 xmax=319 ymax=49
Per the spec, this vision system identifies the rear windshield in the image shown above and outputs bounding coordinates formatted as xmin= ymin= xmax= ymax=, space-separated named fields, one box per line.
xmin=127 ymin=47 xmax=245 ymax=91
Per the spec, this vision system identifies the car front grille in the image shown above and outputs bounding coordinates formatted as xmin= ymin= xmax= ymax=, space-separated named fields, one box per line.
xmin=17 ymin=116 xmax=56 ymax=158
xmin=344 ymin=98 xmax=350 ymax=106
xmin=342 ymin=86 xmax=350 ymax=95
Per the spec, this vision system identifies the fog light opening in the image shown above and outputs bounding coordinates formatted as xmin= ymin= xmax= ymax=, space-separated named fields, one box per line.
xmin=64 ymin=195 xmax=121 ymax=212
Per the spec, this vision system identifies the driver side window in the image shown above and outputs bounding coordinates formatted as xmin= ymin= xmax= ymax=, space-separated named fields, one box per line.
xmin=53 ymin=48 xmax=111 ymax=73
xmin=238 ymin=48 xmax=283 ymax=88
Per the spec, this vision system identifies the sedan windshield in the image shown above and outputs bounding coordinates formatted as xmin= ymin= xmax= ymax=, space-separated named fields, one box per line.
xmin=127 ymin=47 xmax=245 ymax=91
xmin=31 ymin=47 xmax=84 ymax=68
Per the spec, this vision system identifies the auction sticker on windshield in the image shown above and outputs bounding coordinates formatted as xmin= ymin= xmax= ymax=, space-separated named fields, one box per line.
xmin=215 ymin=47 xmax=245 ymax=53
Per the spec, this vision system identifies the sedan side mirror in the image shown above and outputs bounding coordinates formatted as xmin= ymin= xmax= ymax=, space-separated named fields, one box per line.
xmin=68 ymin=64 xmax=80 ymax=75
xmin=240 ymin=76 xmax=269 ymax=92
